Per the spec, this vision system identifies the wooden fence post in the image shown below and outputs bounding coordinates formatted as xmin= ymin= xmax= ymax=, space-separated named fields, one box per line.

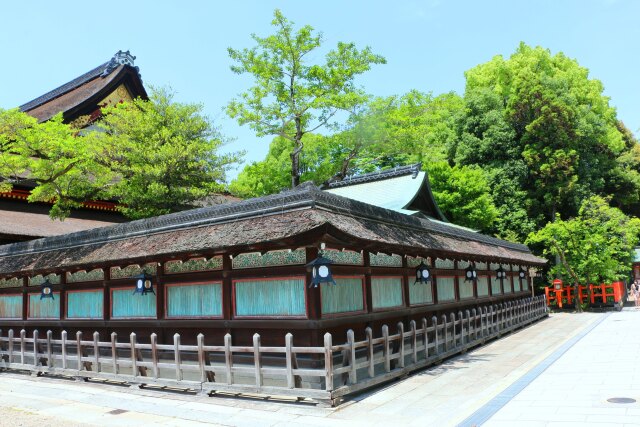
xmin=432 ymin=316 xmax=439 ymax=356
xmin=110 ymin=332 xmax=118 ymax=375
xmin=450 ymin=313 xmax=456 ymax=348
xmin=61 ymin=331 xmax=67 ymax=370
xmin=150 ymin=333 xmax=159 ymax=379
xmin=197 ymin=333 xmax=206 ymax=383
xmin=422 ymin=318 xmax=428 ymax=359
xmin=285 ymin=333 xmax=295 ymax=389
xmin=20 ymin=329 xmax=26 ymax=365
xmin=365 ymin=327 xmax=374 ymax=378
xmin=410 ymin=320 xmax=417 ymax=364
xmin=253 ymin=333 xmax=262 ymax=387
xmin=224 ymin=333 xmax=233 ymax=385
xmin=441 ymin=315 xmax=448 ymax=352
xmin=457 ymin=312 xmax=463 ymax=347
xmin=382 ymin=325 xmax=390 ymax=372
xmin=465 ymin=310 xmax=471 ymax=346
xmin=324 ymin=333 xmax=334 ymax=391
xmin=174 ymin=333 xmax=182 ymax=381
xmin=130 ymin=333 xmax=138 ymax=378
xmin=46 ymin=331 xmax=53 ymax=369
xmin=32 ymin=330 xmax=39 ymax=368
xmin=396 ymin=322 xmax=405 ymax=369
xmin=93 ymin=332 xmax=100 ymax=373
xmin=347 ymin=329 xmax=356 ymax=384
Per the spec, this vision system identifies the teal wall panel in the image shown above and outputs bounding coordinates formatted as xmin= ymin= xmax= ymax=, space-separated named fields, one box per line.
xmin=491 ymin=278 xmax=503 ymax=295
xmin=504 ymin=279 xmax=513 ymax=293
xmin=167 ymin=283 xmax=222 ymax=318
xmin=409 ymin=282 xmax=433 ymax=305
xmin=235 ymin=278 xmax=305 ymax=317
xmin=514 ymin=277 xmax=522 ymax=292
xmin=67 ymin=291 xmax=103 ymax=319
xmin=371 ymin=277 xmax=403 ymax=309
xmin=321 ymin=277 xmax=364 ymax=315
xmin=112 ymin=289 xmax=156 ymax=318
xmin=0 ymin=295 xmax=22 ymax=319
xmin=522 ymin=277 xmax=529 ymax=291
xmin=436 ymin=277 xmax=456 ymax=302
xmin=477 ymin=276 xmax=490 ymax=297
xmin=28 ymin=293 xmax=60 ymax=319
xmin=459 ymin=280 xmax=474 ymax=299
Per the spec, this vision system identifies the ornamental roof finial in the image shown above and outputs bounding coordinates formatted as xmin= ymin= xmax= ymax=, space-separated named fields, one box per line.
xmin=101 ymin=50 xmax=139 ymax=77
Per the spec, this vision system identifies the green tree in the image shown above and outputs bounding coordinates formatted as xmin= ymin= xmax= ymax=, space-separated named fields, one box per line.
xmin=527 ymin=196 xmax=640 ymax=298
xmin=227 ymin=9 xmax=385 ymax=188
xmin=0 ymin=88 xmax=242 ymax=220
xmin=453 ymin=43 xmax=628 ymax=241
xmin=428 ymin=162 xmax=498 ymax=231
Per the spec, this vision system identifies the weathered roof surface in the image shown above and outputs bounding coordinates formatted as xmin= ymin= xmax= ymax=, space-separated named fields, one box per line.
xmin=19 ymin=51 xmax=146 ymax=122
xmin=323 ymin=164 xmax=448 ymax=221
xmin=0 ymin=208 xmax=116 ymax=238
xmin=0 ymin=184 xmax=545 ymax=276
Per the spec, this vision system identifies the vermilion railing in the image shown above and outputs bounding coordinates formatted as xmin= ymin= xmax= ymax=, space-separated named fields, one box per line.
xmin=545 ymin=281 xmax=625 ymax=308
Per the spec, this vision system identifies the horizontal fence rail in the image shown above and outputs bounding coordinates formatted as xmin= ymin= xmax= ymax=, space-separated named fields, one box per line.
xmin=0 ymin=296 xmax=547 ymax=406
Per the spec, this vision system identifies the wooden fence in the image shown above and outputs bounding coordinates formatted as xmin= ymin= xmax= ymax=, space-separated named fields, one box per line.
xmin=0 ymin=295 xmax=547 ymax=406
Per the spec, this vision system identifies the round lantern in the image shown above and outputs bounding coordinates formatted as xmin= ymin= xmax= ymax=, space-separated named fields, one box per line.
xmin=415 ymin=261 xmax=431 ymax=284
xmin=465 ymin=265 xmax=477 ymax=282
xmin=40 ymin=279 xmax=54 ymax=300
xmin=133 ymin=272 xmax=155 ymax=295
xmin=306 ymin=255 xmax=337 ymax=288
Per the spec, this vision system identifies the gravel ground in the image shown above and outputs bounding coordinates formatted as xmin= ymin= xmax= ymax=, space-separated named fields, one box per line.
xmin=0 ymin=406 xmax=94 ymax=427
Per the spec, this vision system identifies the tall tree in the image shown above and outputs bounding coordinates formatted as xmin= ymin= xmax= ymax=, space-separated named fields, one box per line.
xmin=452 ymin=43 xmax=628 ymax=241
xmin=227 ymin=9 xmax=385 ymax=188
xmin=0 ymin=88 xmax=242 ymax=220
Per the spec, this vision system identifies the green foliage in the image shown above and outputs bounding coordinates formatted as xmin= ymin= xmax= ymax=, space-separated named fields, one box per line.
xmin=452 ymin=43 xmax=632 ymax=241
xmin=427 ymin=162 xmax=497 ymax=231
xmin=227 ymin=9 xmax=385 ymax=187
xmin=93 ymin=88 xmax=242 ymax=219
xmin=0 ymin=88 xmax=242 ymax=220
xmin=527 ymin=196 xmax=640 ymax=284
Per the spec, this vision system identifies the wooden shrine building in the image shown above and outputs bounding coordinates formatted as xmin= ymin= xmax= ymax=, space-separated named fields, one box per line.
xmin=0 ymin=51 xmax=147 ymax=245
xmin=0 ymin=181 xmax=546 ymax=346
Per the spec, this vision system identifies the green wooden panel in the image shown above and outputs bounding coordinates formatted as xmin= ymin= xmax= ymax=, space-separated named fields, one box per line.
xmin=28 ymin=293 xmax=60 ymax=319
xmin=504 ymin=278 xmax=513 ymax=293
xmin=321 ymin=278 xmax=364 ymax=314
xmin=477 ymin=276 xmax=490 ymax=297
xmin=167 ymin=283 xmax=222 ymax=318
xmin=0 ymin=295 xmax=22 ymax=318
xmin=409 ymin=282 xmax=433 ymax=305
xmin=235 ymin=278 xmax=305 ymax=317
xmin=67 ymin=291 xmax=103 ymax=319
xmin=491 ymin=278 xmax=503 ymax=295
xmin=436 ymin=277 xmax=456 ymax=301
xmin=514 ymin=277 xmax=522 ymax=292
xmin=371 ymin=277 xmax=403 ymax=309
xmin=112 ymin=289 xmax=156 ymax=318
xmin=522 ymin=277 xmax=529 ymax=291
xmin=459 ymin=279 xmax=474 ymax=299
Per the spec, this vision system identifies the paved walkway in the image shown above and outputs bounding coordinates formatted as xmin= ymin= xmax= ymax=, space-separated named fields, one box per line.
xmin=0 ymin=310 xmax=638 ymax=426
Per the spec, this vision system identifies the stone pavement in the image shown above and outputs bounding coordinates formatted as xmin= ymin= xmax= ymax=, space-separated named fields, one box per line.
xmin=0 ymin=310 xmax=637 ymax=426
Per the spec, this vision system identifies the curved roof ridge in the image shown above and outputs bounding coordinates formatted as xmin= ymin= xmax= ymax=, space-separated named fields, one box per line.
xmin=0 ymin=183 xmax=532 ymax=258
xmin=324 ymin=163 xmax=422 ymax=189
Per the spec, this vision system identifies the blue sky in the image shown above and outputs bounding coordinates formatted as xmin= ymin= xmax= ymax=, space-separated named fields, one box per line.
xmin=1 ymin=0 xmax=638 ymax=179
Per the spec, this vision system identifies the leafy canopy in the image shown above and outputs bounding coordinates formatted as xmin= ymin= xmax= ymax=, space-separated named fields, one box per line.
xmin=0 ymin=88 xmax=242 ymax=220
xmin=527 ymin=196 xmax=640 ymax=284
xmin=227 ymin=9 xmax=385 ymax=187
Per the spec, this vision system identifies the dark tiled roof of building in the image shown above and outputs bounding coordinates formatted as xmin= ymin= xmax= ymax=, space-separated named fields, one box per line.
xmin=18 ymin=51 xmax=146 ymax=122
xmin=0 ymin=183 xmax=545 ymax=276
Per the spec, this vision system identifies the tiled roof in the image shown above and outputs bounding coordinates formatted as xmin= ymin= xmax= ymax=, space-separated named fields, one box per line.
xmin=18 ymin=51 xmax=145 ymax=122
xmin=0 ymin=183 xmax=546 ymax=276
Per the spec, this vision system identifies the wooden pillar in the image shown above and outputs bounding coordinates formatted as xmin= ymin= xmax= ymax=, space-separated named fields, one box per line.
xmin=103 ymin=267 xmax=111 ymax=321
xmin=305 ymin=247 xmax=321 ymax=348
xmin=60 ymin=271 xmax=67 ymax=320
xmin=402 ymin=256 xmax=410 ymax=307
xmin=453 ymin=260 xmax=460 ymax=301
xmin=363 ymin=251 xmax=373 ymax=314
xmin=222 ymin=255 xmax=232 ymax=323
xmin=156 ymin=262 xmax=166 ymax=320
xmin=21 ymin=276 xmax=27 ymax=321
xmin=431 ymin=257 xmax=438 ymax=304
